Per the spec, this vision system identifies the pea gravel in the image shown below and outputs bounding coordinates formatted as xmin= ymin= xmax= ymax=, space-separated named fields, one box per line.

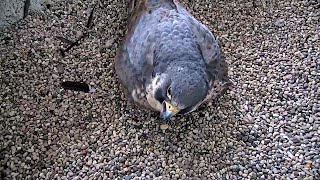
xmin=0 ymin=0 xmax=319 ymax=179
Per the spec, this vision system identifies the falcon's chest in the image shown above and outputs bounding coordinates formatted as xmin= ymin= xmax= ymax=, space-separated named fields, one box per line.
xmin=130 ymin=75 xmax=165 ymax=112
xmin=145 ymin=75 xmax=165 ymax=112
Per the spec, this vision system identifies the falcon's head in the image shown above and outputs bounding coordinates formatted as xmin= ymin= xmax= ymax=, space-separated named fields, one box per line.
xmin=151 ymin=63 xmax=209 ymax=121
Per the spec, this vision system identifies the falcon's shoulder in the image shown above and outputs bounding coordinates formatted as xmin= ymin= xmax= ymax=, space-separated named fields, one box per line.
xmin=174 ymin=2 xmax=232 ymax=103
xmin=175 ymin=3 xmax=229 ymax=83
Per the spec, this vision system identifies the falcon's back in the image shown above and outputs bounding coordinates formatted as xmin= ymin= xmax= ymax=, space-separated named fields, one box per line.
xmin=120 ymin=0 xmax=203 ymax=72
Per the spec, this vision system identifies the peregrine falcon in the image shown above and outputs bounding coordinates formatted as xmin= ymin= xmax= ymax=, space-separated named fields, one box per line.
xmin=115 ymin=0 xmax=232 ymax=121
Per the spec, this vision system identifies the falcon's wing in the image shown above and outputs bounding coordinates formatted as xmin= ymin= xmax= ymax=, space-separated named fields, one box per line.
xmin=116 ymin=0 xmax=179 ymax=90
xmin=174 ymin=2 xmax=232 ymax=102
xmin=175 ymin=3 xmax=230 ymax=84
xmin=115 ymin=1 xmax=158 ymax=107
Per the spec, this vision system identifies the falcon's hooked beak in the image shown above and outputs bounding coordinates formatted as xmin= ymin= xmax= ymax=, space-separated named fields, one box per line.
xmin=160 ymin=101 xmax=180 ymax=121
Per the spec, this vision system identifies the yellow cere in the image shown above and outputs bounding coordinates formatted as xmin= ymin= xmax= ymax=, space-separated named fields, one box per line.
xmin=167 ymin=103 xmax=179 ymax=114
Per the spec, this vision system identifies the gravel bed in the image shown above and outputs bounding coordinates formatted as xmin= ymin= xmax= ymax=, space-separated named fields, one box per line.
xmin=0 ymin=0 xmax=319 ymax=179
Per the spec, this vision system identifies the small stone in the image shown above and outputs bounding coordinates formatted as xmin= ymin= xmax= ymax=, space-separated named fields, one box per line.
xmin=123 ymin=175 xmax=132 ymax=180
xmin=87 ymin=158 xmax=93 ymax=166
xmin=304 ymin=160 xmax=313 ymax=169
xmin=11 ymin=146 xmax=16 ymax=154
xmin=160 ymin=124 xmax=169 ymax=130
xmin=275 ymin=18 xmax=285 ymax=27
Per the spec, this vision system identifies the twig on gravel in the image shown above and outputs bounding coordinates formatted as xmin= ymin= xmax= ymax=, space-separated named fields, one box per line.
xmin=55 ymin=36 xmax=76 ymax=45
xmin=23 ymin=0 xmax=31 ymax=19
xmin=61 ymin=81 xmax=95 ymax=93
xmin=59 ymin=3 xmax=97 ymax=57
xmin=59 ymin=33 xmax=87 ymax=57
xmin=87 ymin=3 xmax=97 ymax=28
